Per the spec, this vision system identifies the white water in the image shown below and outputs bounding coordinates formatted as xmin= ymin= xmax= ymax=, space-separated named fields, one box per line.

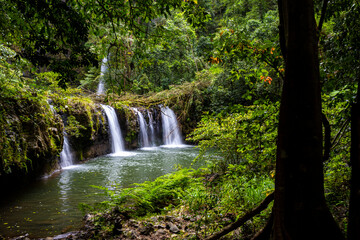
xmin=60 ymin=133 xmax=74 ymax=168
xmin=101 ymin=104 xmax=126 ymax=155
xmin=49 ymin=104 xmax=56 ymax=114
xmin=147 ymin=110 xmax=156 ymax=146
xmin=48 ymin=100 xmax=74 ymax=169
xmin=133 ymin=108 xmax=151 ymax=148
xmin=97 ymin=57 xmax=108 ymax=95
xmin=161 ymin=106 xmax=184 ymax=147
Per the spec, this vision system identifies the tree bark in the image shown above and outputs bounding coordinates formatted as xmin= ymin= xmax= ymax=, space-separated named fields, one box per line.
xmin=271 ymin=0 xmax=344 ymax=239
xmin=348 ymin=80 xmax=360 ymax=240
xmin=322 ymin=112 xmax=331 ymax=162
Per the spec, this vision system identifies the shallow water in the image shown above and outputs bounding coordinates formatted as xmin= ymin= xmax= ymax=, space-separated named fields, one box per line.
xmin=0 ymin=146 xmax=200 ymax=238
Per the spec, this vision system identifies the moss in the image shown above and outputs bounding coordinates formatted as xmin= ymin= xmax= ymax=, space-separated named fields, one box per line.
xmin=111 ymin=104 xmax=138 ymax=149
xmin=50 ymin=96 xmax=109 ymax=161
xmin=0 ymin=93 xmax=63 ymax=176
xmin=64 ymin=97 xmax=97 ymax=140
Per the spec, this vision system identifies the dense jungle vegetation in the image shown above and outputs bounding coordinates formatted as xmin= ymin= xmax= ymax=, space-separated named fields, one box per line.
xmin=1 ymin=0 xmax=360 ymax=239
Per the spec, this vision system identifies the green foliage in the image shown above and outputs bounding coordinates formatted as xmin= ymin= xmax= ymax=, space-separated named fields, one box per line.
xmin=0 ymin=47 xmax=67 ymax=175
xmin=0 ymin=0 xmax=357 ymax=237
xmin=84 ymin=168 xmax=198 ymax=217
xmin=81 ymin=165 xmax=274 ymax=238
xmin=1 ymin=0 xmax=96 ymax=86
xmin=65 ymin=115 xmax=86 ymax=138
xmin=129 ymin=12 xmax=204 ymax=93
xmin=221 ymin=0 xmax=277 ymax=22
xmin=322 ymin=91 xmax=353 ymax=230
xmin=0 ymin=44 xmax=31 ymax=96
xmin=187 ymin=168 xmax=273 ymax=215
xmin=77 ymin=0 xmax=208 ymax=94
xmin=321 ymin=1 xmax=360 ymax=93
xmin=0 ymin=90 xmax=63 ymax=175
xmin=188 ymin=103 xmax=279 ymax=173
xmin=77 ymin=0 xmax=194 ymax=37
xmin=202 ymin=4 xmax=282 ymax=110
xmin=80 ymin=66 xmax=101 ymax=91
xmin=184 ymin=166 xmax=273 ymax=236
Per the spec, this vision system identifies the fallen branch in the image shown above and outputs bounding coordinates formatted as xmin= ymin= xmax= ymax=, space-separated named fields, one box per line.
xmin=205 ymin=192 xmax=275 ymax=240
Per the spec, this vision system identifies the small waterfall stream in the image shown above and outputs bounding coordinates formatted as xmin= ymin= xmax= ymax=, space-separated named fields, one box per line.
xmin=97 ymin=57 xmax=108 ymax=95
xmin=148 ymin=111 xmax=156 ymax=146
xmin=133 ymin=108 xmax=151 ymax=148
xmin=60 ymin=133 xmax=74 ymax=168
xmin=161 ymin=106 xmax=184 ymax=146
xmin=48 ymin=101 xmax=74 ymax=168
xmin=101 ymin=104 xmax=125 ymax=154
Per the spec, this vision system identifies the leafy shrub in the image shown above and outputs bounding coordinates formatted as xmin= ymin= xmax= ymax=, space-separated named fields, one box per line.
xmin=184 ymin=164 xmax=274 ymax=237
xmin=187 ymin=102 xmax=279 ymax=174
xmin=85 ymin=168 xmax=199 ymax=217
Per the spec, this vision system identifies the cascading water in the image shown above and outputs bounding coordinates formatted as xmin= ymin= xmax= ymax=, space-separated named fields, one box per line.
xmin=101 ymin=104 xmax=125 ymax=154
xmin=60 ymin=133 xmax=74 ymax=168
xmin=147 ymin=110 xmax=156 ymax=146
xmin=47 ymin=100 xmax=74 ymax=168
xmin=133 ymin=108 xmax=151 ymax=148
xmin=161 ymin=106 xmax=184 ymax=146
xmin=97 ymin=57 xmax=108 ymax=95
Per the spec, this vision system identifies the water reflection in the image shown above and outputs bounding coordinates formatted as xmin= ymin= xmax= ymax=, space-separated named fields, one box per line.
xmin=58 ymin=170 xmax=71 ymax=212
xmin=0 ymin=146 xmax=201 ymax=238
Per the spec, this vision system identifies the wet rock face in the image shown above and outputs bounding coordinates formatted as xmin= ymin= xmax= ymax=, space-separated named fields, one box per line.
xmin=120 ymin=105 xmax=164 ymax=149
xmin=0 ymin=97 xmax=64 ymax=192
xmin=64 ymin=101 xmax=111 ymax=161
xmin=117 ymin=106 xmax=138 ymax=150
xmin=0 ymin=97 xmax=113 ymax=192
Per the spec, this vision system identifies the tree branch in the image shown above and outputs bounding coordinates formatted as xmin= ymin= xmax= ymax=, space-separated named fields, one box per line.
xmin=331 ymin=118 xmax=350 ymax=150
xmin=318 ymin=0 xmax=329 ymax=34
xmin=322 ymin=112 xmax=331 ymax=162
xmin=277 ymin=0 xmax=287 ymax=60
xmin=205 ymin=192 xmax=274 ymax=240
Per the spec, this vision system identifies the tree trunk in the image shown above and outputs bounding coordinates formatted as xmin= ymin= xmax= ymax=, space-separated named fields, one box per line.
xmin=271 ymin=0 xmax=344 ymax=239
xmin=348 ymin=80 xmax=360 ymax=240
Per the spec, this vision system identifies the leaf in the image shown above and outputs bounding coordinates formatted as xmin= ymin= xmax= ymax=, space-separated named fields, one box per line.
xmin=329 ymin=90 xmax=340 ymax=97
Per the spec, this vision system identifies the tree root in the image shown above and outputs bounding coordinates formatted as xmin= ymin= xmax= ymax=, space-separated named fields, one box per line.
xmin=204 ymin=192 xmax=274 ymax=240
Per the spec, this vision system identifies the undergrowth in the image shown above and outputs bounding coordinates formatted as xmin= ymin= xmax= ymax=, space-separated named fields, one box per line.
xmin=81 ymin=164 xmax=274 ymax=238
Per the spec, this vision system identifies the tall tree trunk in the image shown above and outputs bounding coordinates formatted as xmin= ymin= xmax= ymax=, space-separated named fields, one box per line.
xmin=348 ymin=80 xmax=360 ymax=240
xmin=271 ymin=0 xmax=344 ymax=239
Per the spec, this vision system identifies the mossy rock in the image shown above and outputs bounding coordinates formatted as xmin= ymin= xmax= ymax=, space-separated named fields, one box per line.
xmin=0 ymin=95 xmax=63 ymax=189
xmin=61 ymin=97 xmax=109 ymax=161
xmin=114 ymin=104 xmax=139 ymax=149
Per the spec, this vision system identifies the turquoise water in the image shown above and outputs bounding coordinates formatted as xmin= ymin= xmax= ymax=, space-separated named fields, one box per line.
xmin=0 ymin=146 xmax=200 ymax=238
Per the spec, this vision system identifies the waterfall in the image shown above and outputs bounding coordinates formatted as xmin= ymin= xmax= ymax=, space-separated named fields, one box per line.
xmin=47 ymin=100 xmax=74 ymax=168
xmin=161 ymin=106 xmax=184 ymax=146
xmin=147 ymin=110 xmax=156 ymax=146
xmin=133 ymin=108 xmax=151 ymax=148
xmin=60 ymin=133 xmax=74 ymax=168
xmin=97 ymin=57 xmax=108 ymax=95
xmin=101 ymin=104 xmax=125 ymax=154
